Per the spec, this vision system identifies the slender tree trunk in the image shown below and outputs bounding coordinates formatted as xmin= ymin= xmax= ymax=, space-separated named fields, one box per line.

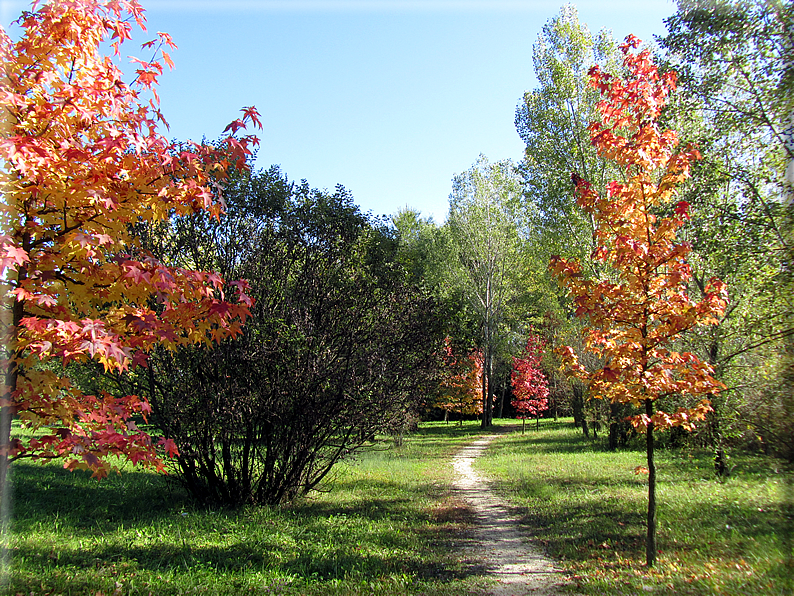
xmin=706 ymin=339 xmax=728 ymax=476
xmin=481 ymin=355 xmax=489 ymax=428
xmin=572 ymin=382 xmax=586 ymax=435
xmin=1 ymin=292 xmax=22 ymax=590
xmin=485 ymin=347 xmax=493 ymax=426
xmin=646 ymin=398 xmax=657 ymax=567
xmin=481 ymin=326 xmax=492 ymax=428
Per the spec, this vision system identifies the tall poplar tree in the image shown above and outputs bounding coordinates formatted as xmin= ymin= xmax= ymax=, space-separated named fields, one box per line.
xmin=515 ymin=4 xmax=621 ymax=270
xmin=447 ymin=155 xmax=523 ymax=427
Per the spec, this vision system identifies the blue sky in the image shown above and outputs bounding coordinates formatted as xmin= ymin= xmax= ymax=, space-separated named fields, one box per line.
xmin=2 ymin=0 xmax=679 ymax=223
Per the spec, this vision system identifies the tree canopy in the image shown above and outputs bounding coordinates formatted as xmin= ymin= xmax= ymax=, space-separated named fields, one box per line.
xmin=0 ymin=0 xmax=259 ymax=479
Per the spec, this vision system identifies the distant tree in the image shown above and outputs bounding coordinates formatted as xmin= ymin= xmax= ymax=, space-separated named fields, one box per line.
xmin=511 ymin=333 xmax=550 ymax=432
xmin=139 ymin=167 xmax=445 ymax=506
xmin=550 ymin=36 xmax=727 ymax=567
xmin=437 ymin=338 xmax=484 ymax=424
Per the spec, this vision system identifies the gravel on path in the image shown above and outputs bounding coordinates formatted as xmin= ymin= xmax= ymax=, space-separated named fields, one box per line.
xmin=452 ymin=431 xmax=575 ymax=596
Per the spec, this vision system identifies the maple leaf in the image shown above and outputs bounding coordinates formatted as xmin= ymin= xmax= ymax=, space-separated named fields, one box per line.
xmin=158 ymin=437 xmax=179 ymax=458
xmin=549 ymin=35 xmax=726 ymax=568
xmin=674 ymin=201 xmax=690 ymax=220
xmin=241 ymin=105 xmax=263 ymax=128
xmin=1 ymin=0 xmax=261 ymax=479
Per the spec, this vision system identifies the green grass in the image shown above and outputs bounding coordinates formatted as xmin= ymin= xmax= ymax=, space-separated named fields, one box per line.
xmin=477 ymin=418 xmax=794 ymax=595
xmin=7 ymin=420 xmax=496 ymax=596
xmin=8 ymin=418 xmax=792 ymax=595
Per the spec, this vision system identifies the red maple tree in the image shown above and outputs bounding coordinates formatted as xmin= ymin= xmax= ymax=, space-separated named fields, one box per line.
xmin=511 ymin=333 xmax=549 ymax=432
xmin=0 ymin=0 xmax=260 ymax=479
xmin=549 ymin=35 xmax=727 ymax=567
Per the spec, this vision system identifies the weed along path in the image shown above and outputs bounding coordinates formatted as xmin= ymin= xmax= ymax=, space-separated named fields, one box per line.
xmin=452 ymin=430 xmax=572 ymax=596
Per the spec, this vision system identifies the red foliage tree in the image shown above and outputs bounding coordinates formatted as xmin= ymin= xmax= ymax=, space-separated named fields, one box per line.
xmin=511 ymin=333 xmax=549 ymax=432
xmin=0 ymin=0 xmax=260 ymax=481
xmin=549 ymin=35 xmax=727 ymax=567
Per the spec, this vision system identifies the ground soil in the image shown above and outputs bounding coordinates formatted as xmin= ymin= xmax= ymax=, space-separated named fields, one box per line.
xmin=451 ymin=428 xmax=575 ymax=595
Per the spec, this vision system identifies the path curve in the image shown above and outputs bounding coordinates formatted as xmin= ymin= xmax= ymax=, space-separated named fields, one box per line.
xmin=452 ymin=431 xmax=572 ymax=595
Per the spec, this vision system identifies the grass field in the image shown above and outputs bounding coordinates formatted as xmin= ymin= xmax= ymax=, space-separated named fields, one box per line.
xmin=6 ymin=421 xmax=492 ymax=596
xmin=6 ymin=418 xmax=793 ymax=595
xmin=478 ymin=419 xmax=794 ymax=595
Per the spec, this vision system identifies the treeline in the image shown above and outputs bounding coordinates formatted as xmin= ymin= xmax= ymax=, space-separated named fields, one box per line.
xmin=392 ymin=1 xmax=793 ymax=463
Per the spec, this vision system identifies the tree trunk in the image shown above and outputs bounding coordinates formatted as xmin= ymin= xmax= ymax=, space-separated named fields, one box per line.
xmin=1 ymin=290 xmax=23 ymax=581
xmin=481 ymin=342 xmax=493 ymax=428
xmin=481 ymin=366 xmax=489 ymax=428
xmin=646 ymin=399 xmax=657 ymax=567
xmin=572 ymin=382 xmax=586 ymax=436
xmin=592 ymin=399 xmax=601 ymax=439
xmin=609 ymin=402 xmax=630 ymax=451
xmin=706 ymin=340 xmax=729 ymax=477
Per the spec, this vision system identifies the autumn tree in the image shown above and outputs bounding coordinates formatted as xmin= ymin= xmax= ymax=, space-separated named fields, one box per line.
xmin=511 ymin=333 xmax=550 ymax=432
xmin=0 ymin=0 xmax=259 ymax=492
xmin=550 ymin=36 xmax=728 ymax=567
xmin=438 ymin=338 xmax=484 ymax=425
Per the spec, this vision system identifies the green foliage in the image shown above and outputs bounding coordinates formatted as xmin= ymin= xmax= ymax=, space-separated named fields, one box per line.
xmin=660 ymin=0 xmax=794 ymax=459
xmin=515 ymin=4 xmax=621 ymax=271
xmin=390 ymin=208 xmax=477 ymax=349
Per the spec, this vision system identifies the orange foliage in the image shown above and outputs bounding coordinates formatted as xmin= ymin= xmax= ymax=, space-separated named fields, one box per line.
xmin=549 ymin=35 xmax=727 ymax=432
xmin=0 ymin=0 xmax=260 ymax=477
xmin=438 ymin=338 xmax=484 ymax=420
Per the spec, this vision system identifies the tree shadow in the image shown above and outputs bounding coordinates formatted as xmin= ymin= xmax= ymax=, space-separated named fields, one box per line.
xmin=10 ymin=461 xmax=188 ymax=531
xmin=10 ymin=461 xmax=482 ymax=590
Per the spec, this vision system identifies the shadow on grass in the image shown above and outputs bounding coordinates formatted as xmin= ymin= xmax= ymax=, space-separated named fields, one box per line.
xmin=12 ymin=533 xmax=472 ymax=582
xmin=10 ymin=461 xmax=479 ymax=589
xmin=11 ymin=461 xmax=188 ymax=530
xmin=494 ymin=481 xmax=648 ymax=563
xmin=495 ymin=429 xmax=619 ymax=456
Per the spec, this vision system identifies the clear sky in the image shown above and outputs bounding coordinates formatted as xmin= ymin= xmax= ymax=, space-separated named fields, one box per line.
xmin=2 ymin=0 xmax=679 ymax=223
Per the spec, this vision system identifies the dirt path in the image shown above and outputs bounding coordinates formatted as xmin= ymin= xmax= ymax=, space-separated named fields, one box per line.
xmin=452 ymin=431 xmax=573 ymax=595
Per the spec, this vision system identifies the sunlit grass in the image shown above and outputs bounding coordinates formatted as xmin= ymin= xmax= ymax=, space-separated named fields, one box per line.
xmin=8 ymin=420 xmax=494 ymax=595
xmin=477 ymin=418 xmax=793 ymax=595
xmin=10 ymin=417 xmax=790 ymax=595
